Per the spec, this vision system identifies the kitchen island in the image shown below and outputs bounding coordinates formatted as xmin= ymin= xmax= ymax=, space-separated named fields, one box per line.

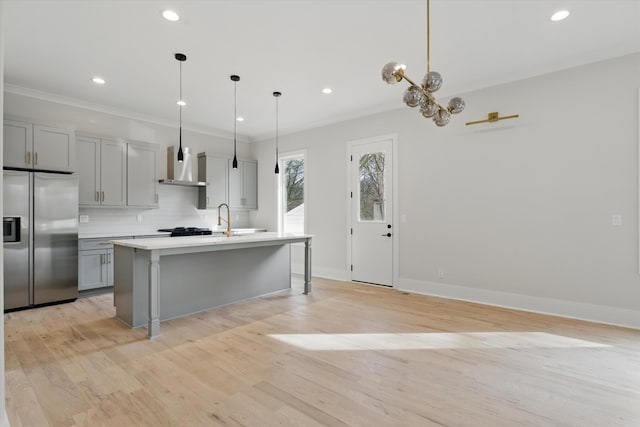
xmin=111 ymin=232 xmax=312 ymax=338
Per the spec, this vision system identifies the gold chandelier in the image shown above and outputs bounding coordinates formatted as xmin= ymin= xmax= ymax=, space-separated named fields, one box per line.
xmin=381 ymin=0 xmax=465 ymax=126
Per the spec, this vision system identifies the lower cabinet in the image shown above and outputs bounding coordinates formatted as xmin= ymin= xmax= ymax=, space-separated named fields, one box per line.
xmin=78 ymin=237 xmax=131 ymax=291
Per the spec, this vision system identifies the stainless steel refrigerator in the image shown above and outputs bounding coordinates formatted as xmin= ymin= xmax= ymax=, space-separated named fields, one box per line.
xmin=3 ymin=170 xmax=78 ymax=310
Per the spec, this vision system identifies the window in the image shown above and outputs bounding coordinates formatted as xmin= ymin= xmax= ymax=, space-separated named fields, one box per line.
xmin=278 ymin=152 xmax=305 ymax=234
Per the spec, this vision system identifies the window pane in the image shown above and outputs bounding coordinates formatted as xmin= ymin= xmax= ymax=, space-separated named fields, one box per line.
xmin=283 ymin=157 xmax=304 ymax=233
xmin=359 ymin=152 xmax=385 ymax=221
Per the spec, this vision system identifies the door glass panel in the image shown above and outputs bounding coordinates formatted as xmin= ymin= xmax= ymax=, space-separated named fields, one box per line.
xmin=359 ymin=152 xmax=385 ymax=221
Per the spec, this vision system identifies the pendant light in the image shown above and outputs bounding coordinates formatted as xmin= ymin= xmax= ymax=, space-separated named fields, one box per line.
xmin=175 ymin=53 xmax=186 ymax=162
xmin=230 ymin=75 xmax=240 ymax=169
xmin=381 ymin=0 xmax=465 ymax=126
xmin=273 ymin=91 xmax=281 ymax=174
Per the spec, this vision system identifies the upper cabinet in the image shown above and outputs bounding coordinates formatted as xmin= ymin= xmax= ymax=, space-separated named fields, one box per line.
xmin=76 ymin=135 xmax=159 ymax=209
xmin=77 ymin=136 xmax=127 ymax=207
xmin=197 ymin=153 xmax=228 ymax=209
xmin=127 ymin=142 xmax=159 ymax=208
xmin=228 ymin=159 xmax=257 ymax=210
xmin=3 ymin=120 xmax=75 ymax=172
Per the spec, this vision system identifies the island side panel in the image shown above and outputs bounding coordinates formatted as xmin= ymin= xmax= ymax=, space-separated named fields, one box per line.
xmin=119 ymin=243 xmax=292 ymax=326
xmin=114 ymin=245 xmax=154 ymax=328
xmin=158 ymin=244 xmax=291 ymax=321
xmin=113 ymin=245 xmax=137 ymax=326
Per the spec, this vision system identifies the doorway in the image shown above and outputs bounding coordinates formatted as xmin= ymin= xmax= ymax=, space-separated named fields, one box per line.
xmin=349 ymin=135 xmax=396 ymax=286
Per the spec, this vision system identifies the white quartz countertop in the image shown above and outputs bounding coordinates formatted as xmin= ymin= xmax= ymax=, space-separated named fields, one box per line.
xmin=80 ymin=231 xmax=172 ymax=239
xmin=110 ymin=232 xmax=312 ymax=251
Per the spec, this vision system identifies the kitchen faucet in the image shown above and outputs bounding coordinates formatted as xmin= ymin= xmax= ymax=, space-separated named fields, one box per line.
xmin=217 ymin=203 xmax=232 ymax=237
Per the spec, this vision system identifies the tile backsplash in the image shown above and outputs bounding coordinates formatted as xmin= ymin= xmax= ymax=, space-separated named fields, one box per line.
xmin=79 ymin=185 xmax=252 ymax=235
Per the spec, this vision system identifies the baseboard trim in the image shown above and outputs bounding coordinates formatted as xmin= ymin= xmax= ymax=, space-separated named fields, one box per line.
xmin=398 ymin=278 xmax=640 ymax=330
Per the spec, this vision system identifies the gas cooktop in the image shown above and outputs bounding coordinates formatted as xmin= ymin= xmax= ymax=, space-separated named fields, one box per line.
xmin=158 ymin=227 xmax=213 ymax=237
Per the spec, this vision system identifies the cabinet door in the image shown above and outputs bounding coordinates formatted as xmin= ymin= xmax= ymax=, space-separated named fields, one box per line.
xmin=127 ymin=143 xmax=158 ymax=207
xmin=78 ymin=249 xmax=109 ymax=290
xmin=77 ymin=136 xmax=101 ymax=206
xmin=206 ymin=156 xmax=228 ymax=208
xmin=106 ymin=249 xmax=114 ymax=286
xmin=33 ymin=125 xmax=75 ymax=172
xmin=100 ymin=139 xmax=127 ymax=206
xmin=242 ymin=160 xmax=258 ymax=209
xmin=3 ymin=120 xmax=32 ymax=169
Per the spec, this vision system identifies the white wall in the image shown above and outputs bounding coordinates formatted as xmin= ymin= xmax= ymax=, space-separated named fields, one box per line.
xmin=252 ymin=52 xmax=640 ymax=328
xmin=3 ymin=92 xmax=255 ymax=232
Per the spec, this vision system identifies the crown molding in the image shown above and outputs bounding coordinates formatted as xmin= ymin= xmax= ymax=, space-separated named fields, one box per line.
xmin=4 ymin=83 xmax=253 ymax=143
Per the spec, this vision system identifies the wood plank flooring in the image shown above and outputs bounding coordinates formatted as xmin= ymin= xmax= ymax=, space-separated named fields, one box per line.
xmin=5 ymin=277 xmax=640 ymax=426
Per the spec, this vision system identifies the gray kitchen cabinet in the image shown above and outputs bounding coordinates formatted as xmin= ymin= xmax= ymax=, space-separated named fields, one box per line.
xmin=3 ymin=120 xmax=75 ymax=172
xmin=127 ymin=142 xmax=159 ymax=208
xmin=197 ymin=153 xmax=228 ymax=209
xmin=228 ymin=159 xmax=257 ymax=209
xmin=77 ymin=135 xmax=127 ymax=206
xmin=78 ymin=237 xmax=131 ymax=290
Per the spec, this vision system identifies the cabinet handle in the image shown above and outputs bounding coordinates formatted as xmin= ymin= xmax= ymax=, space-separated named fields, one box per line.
xmin=107 ymin=253 xmax=111 ymax=264
xmin=100 ymin=254 xmax=104 ymax=264
xmin=26 ymin=151 xmax=31 ymax=165
xmin=34 ymin=152 xmax=38 ymax=165
xmin=101 ymin=191 xmax=105 ymax=202
xmin=96 ymin=191 xmax=99 ymax=202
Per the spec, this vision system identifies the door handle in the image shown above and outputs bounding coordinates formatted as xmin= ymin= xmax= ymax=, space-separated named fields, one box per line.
xmin=381 ymin=233 xmax=392 ymax=237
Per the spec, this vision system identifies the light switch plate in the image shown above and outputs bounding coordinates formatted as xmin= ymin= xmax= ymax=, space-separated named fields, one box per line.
xmin=79 ymin=215 xmax=89 ymax=223
xmin=612 ymin=214 xmax=622 ymax=226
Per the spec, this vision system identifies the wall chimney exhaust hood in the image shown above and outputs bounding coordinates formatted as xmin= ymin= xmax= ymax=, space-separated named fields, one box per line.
xmin=159 ymin=146 xmax=207 ymax=187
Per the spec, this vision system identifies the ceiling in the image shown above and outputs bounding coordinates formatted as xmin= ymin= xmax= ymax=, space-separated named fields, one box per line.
xmin=4 ymin=0 xmax=640 ymax=142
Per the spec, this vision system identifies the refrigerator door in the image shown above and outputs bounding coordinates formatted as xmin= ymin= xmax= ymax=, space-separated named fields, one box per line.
xmin=33 ymin=173 xmax=78 ymax=304
xmin=3 ymin=170 xmax=30 ymax=310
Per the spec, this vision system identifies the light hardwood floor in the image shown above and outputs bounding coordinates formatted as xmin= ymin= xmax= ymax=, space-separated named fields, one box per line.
xmin=5 ymin=277 xmax=640 ymax=426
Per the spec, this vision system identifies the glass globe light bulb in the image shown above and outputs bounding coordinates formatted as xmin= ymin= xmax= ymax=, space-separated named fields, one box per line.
xmin=403 ymin=85 xmax=424 ymax=108
xmin=433 ymin=108 xmax=451 ymax=127
xmin=422 ymin=71 xmax=443 ymax=93
xmin=447 ymin=97 xmax=465 ymax=114
xmin=381 ymin=62 xmax=405 ymax=84
xmin=419 ymin=98 xmax=438 ymax=118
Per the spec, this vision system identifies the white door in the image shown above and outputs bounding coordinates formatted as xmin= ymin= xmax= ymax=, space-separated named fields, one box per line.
xmin=351 ymin=138 xmax=393 ymax=286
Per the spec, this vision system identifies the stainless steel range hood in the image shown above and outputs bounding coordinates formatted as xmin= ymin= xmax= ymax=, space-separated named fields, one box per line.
xmin=159 ymin=146 xmax=207 ymax=187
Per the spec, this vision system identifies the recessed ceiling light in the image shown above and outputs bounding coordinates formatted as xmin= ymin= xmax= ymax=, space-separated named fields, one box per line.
xmin=550 ymin=10 xmax=570 ymax=22
xmin=162 ymin=10 xmax=180 ymax=22
xmin=236 ymin=117 xmax=244 ymax=122
xmin=92 ymin=77 xmax=106 ymax=85
xmin=177 ymin=100 xmax=186 ymax=106
xmin=322 ymin=87 xmax=333 ymax=94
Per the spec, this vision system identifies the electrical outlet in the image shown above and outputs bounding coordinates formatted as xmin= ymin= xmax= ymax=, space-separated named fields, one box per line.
xmin=136 ymin=214 xmax=143 ymax=223
xmin=79 ymin=215 xmax=89 ymax=223
xmin=438 ymin=268 xmax=445 ymax=279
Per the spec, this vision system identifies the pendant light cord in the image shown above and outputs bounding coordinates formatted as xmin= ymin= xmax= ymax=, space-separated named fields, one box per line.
xmin=426 ymin=0 xmax=430 ymax=74
xmin=179 ymin=60 xmax=182 ymax=132
xmin=234 ymin=80 xmax=237 ymax=149
xmin=275 ymin=95 xmax=279 ymax=162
